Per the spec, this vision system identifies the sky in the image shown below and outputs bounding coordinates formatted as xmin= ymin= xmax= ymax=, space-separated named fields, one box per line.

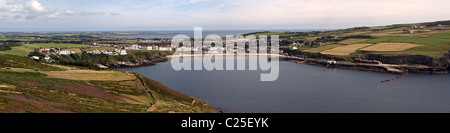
xmin=0 ymin=0 xmax=449 ymax=31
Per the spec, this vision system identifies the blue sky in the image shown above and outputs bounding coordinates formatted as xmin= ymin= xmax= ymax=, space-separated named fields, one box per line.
xmin=0 ymin=0 xmax=449 ymax=31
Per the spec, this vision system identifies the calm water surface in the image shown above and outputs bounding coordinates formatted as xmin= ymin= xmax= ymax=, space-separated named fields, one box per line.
xmin=118 ymin=58 xmax=450 ymax=113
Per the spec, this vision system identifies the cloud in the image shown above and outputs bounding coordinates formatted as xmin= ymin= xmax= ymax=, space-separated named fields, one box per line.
xmin=47 ymin=12 xmax=60 ymax=19
xmin=24 ymin=0 xmax=52 ymax=14
xmin=188 ymin=0 xmax=210 ymax=3
xmin=1 ymin=14 xmax=22 ymax=20
xmin=110 ymin=12 xmax=120 ymax=16
xmin=25 ymin=14 xmax=37 ymax=19
xmin=0 ymin=0 xmax=55 ymax=20
xmin=0 ymin=0 xmax=24 ymax=13
xmin=63 ymin=10 xmax=75 ymax=15
xmin=12 ymin=14 xmax=21 ymax=19
xmin=80 ymin=11 xmax=106 ymax=15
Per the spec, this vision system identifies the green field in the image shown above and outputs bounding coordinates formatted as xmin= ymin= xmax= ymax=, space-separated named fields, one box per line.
xmin=361 ymin=32 xmax=450 ymax=57
xmin=0 ymin=43 xmax=90 ymax=57
xmin=82 ymin=47 xmax=117 ymax=51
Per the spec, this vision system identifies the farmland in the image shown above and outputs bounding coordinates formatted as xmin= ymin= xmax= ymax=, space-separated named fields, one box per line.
xmin=321 ymin=44 xmax=373 ymax=55
xmin=361 ymin=43 xmax=422 ymax=52
xmin=272 ymin=20 xmax=450 ymax=68
xmin=338 ymin=39 xmax=370 ymax=44
xmin=304 ymin=44 xmax=344 ymax=53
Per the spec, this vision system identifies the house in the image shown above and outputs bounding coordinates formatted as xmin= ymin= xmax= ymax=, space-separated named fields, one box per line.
xmin=58 ymin=50 xmax=74 ymax=55
xmin=30 ymin=56 xmax=40 ymax=60
xmin=412 ymin=25 xmax=425 ymax=29
xmin=131 ymin=44 xmax=140 ymax=50
xmin=144 ymin=46 xmax=153 ymax=50
xmin=87 ymin=49 xmax=101 ymax=54
xmin=327 ymin=61 xmax=337 ymax=65
xmin=177 ymin=47 xmax=192 ymax=52
xmin=159 ymin=47 xmax=172 ymax=51
xmin=44 ymin=56 xmax=52 ymax=61
xmin=119 ymin=49 xmax=127 ymax=55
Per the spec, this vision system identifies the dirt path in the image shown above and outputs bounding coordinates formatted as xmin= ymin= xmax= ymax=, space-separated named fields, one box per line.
xmin=133 ymin=72 xmax=156 ymax=113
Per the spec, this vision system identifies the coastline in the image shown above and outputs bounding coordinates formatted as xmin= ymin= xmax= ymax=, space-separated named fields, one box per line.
xmin=166 ymin=53 xmax=283 ymax=59
xmin=282 ymin=57 xmax=449 ymax=75
xmin=115 ymin=53 xmax=448 ymax=74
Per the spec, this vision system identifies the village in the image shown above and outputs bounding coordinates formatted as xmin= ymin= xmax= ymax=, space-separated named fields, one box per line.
xmin=29 ymin=40 xmax=279 ymax=62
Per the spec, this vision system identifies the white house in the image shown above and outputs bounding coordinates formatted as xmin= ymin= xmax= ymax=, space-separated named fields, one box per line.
xmin=159 ymin=47 xmax=172 ymax=51
xmin=327 ymin=61 xmax=337 ymax=65
xmin=44 ymin=56 xmax=52 ymax=61
xmin=145 ymin=46 xmax=153 ymax=50
xmin=30 ymin=56 xmax=40 ymax=60
xmin=131 ymin=44 xmax=140 ymax=50
xmin=119 ymin=50 xmax=127 ymax=55
xmin=58 ymin=50 xmax=74 ymax=55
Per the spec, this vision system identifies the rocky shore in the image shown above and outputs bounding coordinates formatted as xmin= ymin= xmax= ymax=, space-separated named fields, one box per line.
xmin=106 ymin=56 xmax=169 ymax=68
xmin=282 ymin=57 xmax=449 ymax=75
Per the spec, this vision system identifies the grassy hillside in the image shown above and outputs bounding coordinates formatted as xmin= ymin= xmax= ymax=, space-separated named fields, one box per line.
xmin=0 ymin=43 xmax=90 ymax=57
xmin=0 ymin=54 xmax=63 ymax=71
xmin=0 ymin=54 xmax=216 ymax=113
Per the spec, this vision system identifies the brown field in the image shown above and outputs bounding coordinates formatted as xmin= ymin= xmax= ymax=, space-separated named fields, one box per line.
xmin=304 ymin=44 xmax=343 ymax=53
xmin=360 ymin=43 xmax=422 ymax=51
xmin=321 ymin=44 xmax=373 ymax=55
xmin=340 ymin=31 xmax=370 ymax=36
xmin=369 ymin=31 xmax=443 ymax=38
xmin=42 ymin=70 xmax=135 ymax=81
xmin=338 ymin=39 xmax=370 ymax=44
xmin=1 ymin=67 xmax=134 ymax=81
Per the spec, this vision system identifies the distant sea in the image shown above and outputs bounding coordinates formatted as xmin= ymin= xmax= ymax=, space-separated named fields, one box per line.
xmin=106 ymin=29 xmax=331 ymax=39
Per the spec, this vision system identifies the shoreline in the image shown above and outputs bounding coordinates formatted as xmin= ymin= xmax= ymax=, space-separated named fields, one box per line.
xmin=167 ymin=53 xmax=283 ymax=59
xmin=113 ymin=53 xmax=449 ymax=74
xmin=281 ymin=57 xmax=449 ymax=75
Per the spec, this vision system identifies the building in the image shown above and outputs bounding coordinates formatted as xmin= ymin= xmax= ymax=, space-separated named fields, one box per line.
xmin=44 ymin=56 xmax=52 ymax=61
xmin=327 ymin=61 xmax=337 ymax=65
xmin=412 ymin=25 xmax=425 ymax=29
xmin=159 ymin=47 xmax=172 ymax=51
xmin=58 ymin=50 xmax=74 ymax=55
xmin=30 ymin=56 xmax=40 ymax=60
xmin=119 ymin=50 xmax=127 ymax=55
xmin=131 ymin=44 xmax=140 ymax=50
xmin=144 ymin=46 xmax=153 ymax=50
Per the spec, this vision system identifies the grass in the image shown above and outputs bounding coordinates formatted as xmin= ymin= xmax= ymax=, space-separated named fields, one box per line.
xmin=338 ymin=39 xmax=370 ymax=44
xmin=0 ymin=54 xmax=216 ymax=113
xmin=361 ymin=31 xmax=450 ymax=57
xmin=0 ymin=38 xmax=44 ymax=42
xmin=82 ymin=47 xmax=118 ymax=51
xmin=2 ymin=64 xmax=134 ymax=81
xmin=63 ymin=48 xmax=82 ymax=53
xmin=364 ymin=32 xmax=450 ymax=45
xmin=137 ymin=74 xmax=216 ymax=113
xmin=303 ymin=44 xmax=344 ymax=53
xmin=0 ymin=70 xmax=149 ymax=113
xmin=0 ymin=43 xmax=90 ymax=57
xmin=321 ymin=44 xmax=373 ymax=55
xmin=0 ymin=54 xmax=63 ymax=71
xmin=366 ymin=45 xmax=448 ymax=58
xmin=360 ymin=43 xmax=422 ymax=52
xmin=42 ymin=70 xmax=135 ymax=81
